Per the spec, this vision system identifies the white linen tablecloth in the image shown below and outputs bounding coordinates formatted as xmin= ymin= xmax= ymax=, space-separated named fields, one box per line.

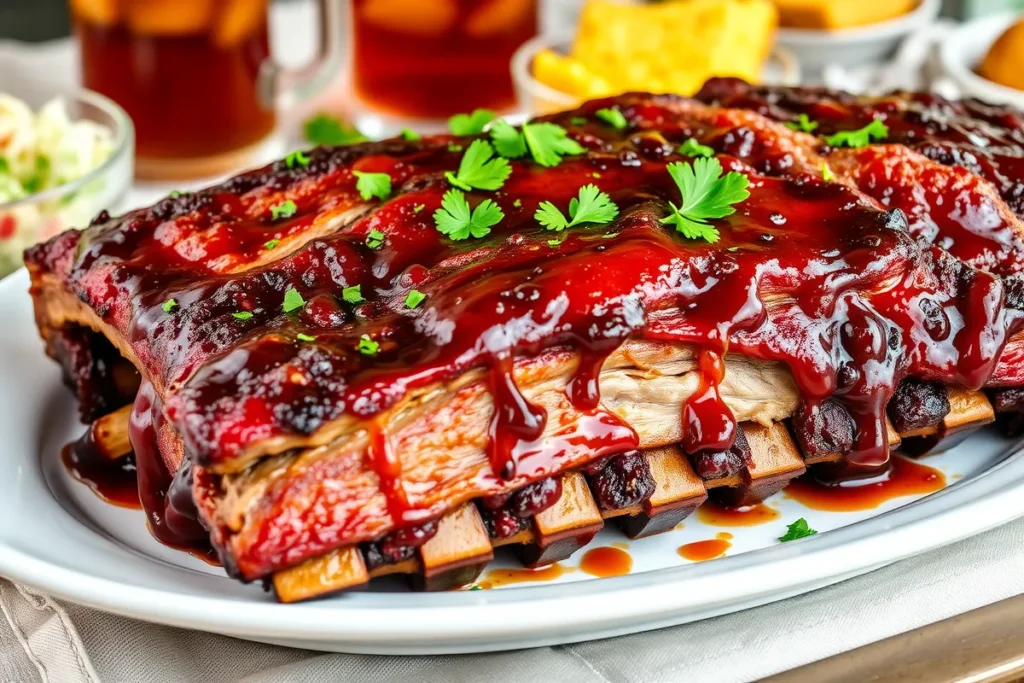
xmin=3 ymin=7 xmax=1018 ymax=682
xmin=4 ymin=517 xmax=1024 ymax=683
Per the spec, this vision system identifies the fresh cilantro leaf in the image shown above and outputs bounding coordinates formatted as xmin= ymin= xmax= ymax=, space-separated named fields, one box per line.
xmin=660 ymin=157 xmax=749 ymax=244
xmin=825 ymin=119 xmax=889 ymax=149
xmin=595 ymin=107 xmax=628 ymax=130
xmin=448 ymin=109 xmax=496 ymax=136
xmin=779 ymin=518 xmax=818 ymax=542
xmin=303 ymin=114 xmax=367 ymax=146
xmin=400 ymin=128 xmax=420 ymax=141
xmin=523 ymin=122 xmax=586 ymax=167
xmin=534 ymin=184 xmax=619 ymax=232
xmin=489 ymin=118 xmax=528 ymax=158
xmin=162 ymin=299 xmax=177 ymax=313
xmin=822 ymin=163 xmax=836 ymax=182
xmin=232 ymin=311 xmax=253 ymax=320
xmin=785 ymin=113 xmax=819 ymax=133
xmin=282 ymin=288 xmax=305 ymax=313
xmin=413 ymin=204 xmax=425 ymax=213
xmin=433 ymin=188 xmax=504 ymax=240
xmin=296 ymin=332 xmax=317 ymax=342
xmin=342 ymin=284 xmax=365 ymax=304
xmin=358 ymin=334 xmax=379 ymax=356
xmin=353 ymin=170 xmax=392 ymax=201
xmin=264 ymin=239 xmax=280 ymax=250
xmin=445 ymin=140 xmax=511 ymax=191
xmin=285 ymin=150 xmax=310 ymax=168
xmin=405 ymin=290 xmax=426 ymax=308
xmin=570 ymin=116 xmax=587 ymax=126
xmin=513 ymin=199 xmax=522 ymax=208
xmin=270 ymin=200 xmax=297 ymax=220
xmin=679 ymin=138 xmax=714 ymax=158
xmin=365 ymin=229 xmax=385 ymax=249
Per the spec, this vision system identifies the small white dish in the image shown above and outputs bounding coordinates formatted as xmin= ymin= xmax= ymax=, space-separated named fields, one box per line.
xmin=2 ymin=268 xmax=1024 ymax=653
xmin=939 ymin=13 xmax=1024 ymax=110
xmin=775 ymin=0 xmax=941 ymax=72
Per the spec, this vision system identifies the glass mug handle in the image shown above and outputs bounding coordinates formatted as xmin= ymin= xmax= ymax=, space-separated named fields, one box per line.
xmin=257 ymin=0 xmax=345 ymax=110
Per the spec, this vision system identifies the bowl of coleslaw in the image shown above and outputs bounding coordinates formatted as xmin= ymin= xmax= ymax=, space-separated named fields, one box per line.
xmin=0 ymin=89 xmax=133 ymax=278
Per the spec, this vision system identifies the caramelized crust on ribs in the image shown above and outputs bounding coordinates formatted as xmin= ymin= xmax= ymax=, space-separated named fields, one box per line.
xmin=25 ymin=84 xmax=1024 ymax=590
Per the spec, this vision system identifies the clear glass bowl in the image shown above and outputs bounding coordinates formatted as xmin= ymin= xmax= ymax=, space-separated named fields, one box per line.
xmin=0 ymin=89 xmax=134 ymax=278
xmin=510 ymin=34 xmax=801 ymax=116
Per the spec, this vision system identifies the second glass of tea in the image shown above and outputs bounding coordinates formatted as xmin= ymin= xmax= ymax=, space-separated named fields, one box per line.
xmin=70 ymin=0 xmax=343 ymax=179
xmin=350 ymin=0 xmax=538 ymax=135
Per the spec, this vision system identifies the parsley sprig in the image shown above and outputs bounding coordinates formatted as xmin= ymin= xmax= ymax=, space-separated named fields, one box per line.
xmin=342 ymin=284 xmax=364 ymax=304
xmin=779 ymin=518 xmax=818 ymax=542
xmin=449 ymin=109 xmax=496 ymax=136
xmin=785 ymin=113 xmax=819 ymax=133
xmin=661 ymin=158 xmax=749 ymax=243
xmin=445 ymin=140 xmax=511 ymax=191
xmin=596 ymin=106 xmax=628 ymax=130
xmin=825 ymin=119 xmax=889 ymax=149
xmin=282 ymin=288 xmax=305 ymax=313
xmin=490 ymin=120 xmax=586 ymax=168
xmin=434 ymin=189 xmax=504 ymax=240
xmin=679 ymin=138 xmax=714 ymax=158
xmin=535 ymin=184 xmax=619 ymax=232
xmin=353 ymin=171 xmax=392 ymax=201
xmin=270 ymin=200 xmax=297 ymax=220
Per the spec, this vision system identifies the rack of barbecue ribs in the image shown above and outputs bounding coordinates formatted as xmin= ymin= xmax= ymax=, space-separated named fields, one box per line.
xmin=25 ymin=80 xmax=1024 ymax=602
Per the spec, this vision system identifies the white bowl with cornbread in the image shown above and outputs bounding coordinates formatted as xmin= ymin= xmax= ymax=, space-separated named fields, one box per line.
xmin=939 ymin=13 xmax=1024 ymax=110
xmin=774 ymin=0 xmax=942 ymax=71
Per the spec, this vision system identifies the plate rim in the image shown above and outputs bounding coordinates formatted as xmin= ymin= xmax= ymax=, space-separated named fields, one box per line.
xmin=3 ymin=268 xmax=1024 ymax=652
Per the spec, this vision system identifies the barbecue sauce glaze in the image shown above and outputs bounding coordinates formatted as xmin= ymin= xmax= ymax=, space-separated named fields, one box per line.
xmin=29 ymin=89 xmax=1024 ymax=559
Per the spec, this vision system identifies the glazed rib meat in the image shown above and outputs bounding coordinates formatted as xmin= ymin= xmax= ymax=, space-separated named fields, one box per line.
xmin=25 ymin=84 xmax=1024 ymax=593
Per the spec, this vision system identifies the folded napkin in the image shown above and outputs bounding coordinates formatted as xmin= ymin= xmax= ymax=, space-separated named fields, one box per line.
xmin=3 ymin=515 xmax=1024 ymax=683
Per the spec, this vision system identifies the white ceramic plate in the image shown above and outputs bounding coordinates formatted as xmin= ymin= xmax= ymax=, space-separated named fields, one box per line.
xmin=2 ymin=267 xmax=1024 ymax=654
xmin=939 ymin=13 xmax=1024 ymax=110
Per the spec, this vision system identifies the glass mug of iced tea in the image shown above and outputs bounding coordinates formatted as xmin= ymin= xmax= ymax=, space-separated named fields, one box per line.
xmin=350 ymin=0 xmax=538 ymax=134
xmin=68 ymin=0 xmax=343 ymax=179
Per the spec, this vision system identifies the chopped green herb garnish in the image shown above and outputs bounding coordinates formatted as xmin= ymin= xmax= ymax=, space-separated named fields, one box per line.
xmin=592 ymin=172 xmax=601 ymax=178
xmin=779 ymin=518 xmax=818 ymax=542
xmin=534 ymin=184 xmax=619 ymax=232
xmin=270 ymin=200 xmax=297 ymax=220
xmin=342 ymin=284 xmax=365 ymax=304
xmin=282 ymin=287 xmax=305 ymax=313
xmin=679 ymin=138 xmax=714 ymax=158
xmin=447 ymin=142 xmax=464 ymax=153
xmin=595 ymin=107 xmax=628 ymax=130
xmin=162 ymin=299 xmax=178 ymax=313
xmin=285 ymin=150 xmax=310 ymax=169
xmin=400 ymin=128 xmax=421 ymax=141
xmin=825 ymin=119 xmax=888 ymax=149
xmin=296 ymin=332 xmax=317 ymax=342
xmin=353 ymin=170 xmax=392 ymax=201
xmin=822 ymin=163 xmax=836 ymax=182
xmin=785 ymin=113 xmax=819 ymax=133
xmin=513 ymin=199 xmax=522 ymax=208
xmin=232 ymin=311 xmax=253 ymax=321
xmin=365 ymin=229 xmax=385 ymax=250
xmin=434 ymin=188 xmax=504 ymax=240
xmin=358 ymin=334 xmax=379 ymax=356
xmin=570 ymin=116 xmax=588 ymax=126
xmin=547 ymin=238 xmax=563 ymax=247
xmin=490 ymin=120 xmax=585 ymax=167
xmin=404 ymin=290 xmax=426 ymax=308
xmin=602 ymin=232 xmax=618 ymax=239
xmin=264 ymin=239 xmax=280 ymax=250
xmin=303 ymin=113 xmax=367 ymax=146
xmin=168 ymin=190 xmax=181 ymax=198
xmin=660 ymin=157 xmax=749 ymax=244
xmin=445 ymin=140 xmax=511 ymax=191
xmin=727 ymin=246 xmax=740 ymax=252
xmin=413 ymin=204 xmax=425 ymax=213
xmin=469 ymin=584 xmax=483 ymax=591
xmin=448 ymin=109 xmax=496 ymax=136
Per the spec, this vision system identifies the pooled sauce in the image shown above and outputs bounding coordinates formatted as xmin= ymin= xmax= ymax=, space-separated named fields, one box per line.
xmin=678 ymin=535 xmax=732 ymax=562
xmin=61 ymin=442 xmax=141 ymax=509
xmin=579 ymin=546 xmax=633 ymax=578
xmin=696 ymin=499 xmax=780 ymax=527
xmin=479 ymin=563 xmax=573 ymax=588
xmin=27 ymin=88 xmax=1024 ymax=575
xmin=784 ymin=455 xmax=946 ymax=512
